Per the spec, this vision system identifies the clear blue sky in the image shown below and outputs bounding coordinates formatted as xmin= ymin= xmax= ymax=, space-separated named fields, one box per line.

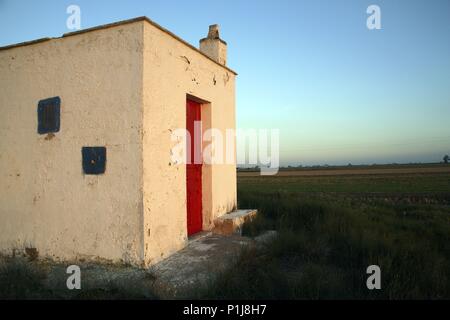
xmin=1 ymin=0 xmax=449 ymax=166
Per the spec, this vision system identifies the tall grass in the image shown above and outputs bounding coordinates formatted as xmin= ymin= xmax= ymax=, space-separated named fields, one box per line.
xmin=0 ymin=257 xmax=156 ymax=299
xmin=202 ymin=190 xmax=450 ymax=299
xmin=0 ymin=258 xmax=52 ymax=299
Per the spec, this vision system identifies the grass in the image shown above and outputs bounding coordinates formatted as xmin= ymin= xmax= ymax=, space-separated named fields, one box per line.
xmin=0 ymin=257 xmax=157 ymax=300
xmin=238 ymin=173 xmax=450 ymax=194
xmin=2 ymin=171 xmax=449 ymax=299
xmin=0 ymin=258 xmax=53 ymax=299
xmin=201 ymin=173 xmax=450 ymax=299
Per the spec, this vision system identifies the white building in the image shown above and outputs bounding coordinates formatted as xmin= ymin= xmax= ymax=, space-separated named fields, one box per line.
xmin=0 ymin=17 xmax=237 ymax=266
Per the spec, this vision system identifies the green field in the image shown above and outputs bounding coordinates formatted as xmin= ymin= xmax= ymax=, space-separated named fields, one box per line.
xmin=238 ymin=172 xmax=450 ymax=194
xmin=1 ymin=169 xmax=449 ymax=299
xmin=202 ymin=170 xmax=450 ymax=299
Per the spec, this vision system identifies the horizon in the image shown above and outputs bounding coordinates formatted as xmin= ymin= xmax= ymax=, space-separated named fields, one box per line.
xmin=1 ymin=0 xmax=449 ymax=166
xmin=237 ymin=161 xmax=448 ymax=169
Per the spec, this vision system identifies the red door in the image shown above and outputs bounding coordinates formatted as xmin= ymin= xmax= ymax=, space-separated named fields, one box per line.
xmin=186 ymin=99 xmax=202 ymax=236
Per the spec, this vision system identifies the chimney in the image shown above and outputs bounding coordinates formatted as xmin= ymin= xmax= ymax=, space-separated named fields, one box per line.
xmin=199 ymin=24 xmax=227 ymax=66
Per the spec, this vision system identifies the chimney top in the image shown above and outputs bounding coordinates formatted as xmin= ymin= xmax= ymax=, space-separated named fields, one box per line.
xmin=207 ymin=24 xmax=220 ymax=39
xmin=200 ymin=24 xmax=227 ymax=44
xmin=199 ymin=24 xmax=228 ymax=66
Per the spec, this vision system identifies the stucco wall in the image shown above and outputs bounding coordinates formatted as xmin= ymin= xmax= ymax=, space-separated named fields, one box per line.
xmin=142 ymin=22 xmax=237 ymax=266
xmin=0 ymin=18 xmax=237 ymax=267
xmin=0 ymin=23 xmax=144 ymax=264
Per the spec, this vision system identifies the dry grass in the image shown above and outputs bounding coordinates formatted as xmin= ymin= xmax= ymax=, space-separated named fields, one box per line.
xmin=201 ymin=170 xmax=450 ymax=299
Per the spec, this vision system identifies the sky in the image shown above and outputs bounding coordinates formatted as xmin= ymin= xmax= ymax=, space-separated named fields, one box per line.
xmin=1 ymin=0 xmax=449 ymax=166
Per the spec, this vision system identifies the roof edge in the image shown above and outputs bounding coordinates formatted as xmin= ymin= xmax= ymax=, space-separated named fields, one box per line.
xmin=0 ymin=37 xmax=53 ymax=51
xmin=0 ymin=16 xmax=237 ymax=75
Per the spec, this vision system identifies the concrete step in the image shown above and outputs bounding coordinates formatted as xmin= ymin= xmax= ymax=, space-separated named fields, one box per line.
xmin=212 ymin=209 xmax=257 ymax=235
xmin=150 ymin=233 xmax=253 ymax=298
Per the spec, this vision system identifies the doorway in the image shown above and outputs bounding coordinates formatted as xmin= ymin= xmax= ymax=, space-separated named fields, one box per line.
xmin=186 ymin=99 xmax=202 ymax=236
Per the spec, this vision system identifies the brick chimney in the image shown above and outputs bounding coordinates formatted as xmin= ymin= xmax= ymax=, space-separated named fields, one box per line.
xmin=199 ymin=24 xmax=227 ymax=66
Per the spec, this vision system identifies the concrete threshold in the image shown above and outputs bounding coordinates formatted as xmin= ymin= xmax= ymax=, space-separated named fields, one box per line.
xmin=187 ymin=230 xmax=212 ymax=242
xmin=149 ymin=233 xmax=253 ymax=298
xmin=149 ymin=209 xmax=264 ymax=298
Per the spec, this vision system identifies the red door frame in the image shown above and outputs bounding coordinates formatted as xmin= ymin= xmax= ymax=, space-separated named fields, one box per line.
xmin=186 ymin=99 xmax=202 ymax=236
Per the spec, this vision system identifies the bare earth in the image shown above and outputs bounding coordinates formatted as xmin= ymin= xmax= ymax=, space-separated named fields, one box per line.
xmin=238 ymin=166 xmax=450 ymax=177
